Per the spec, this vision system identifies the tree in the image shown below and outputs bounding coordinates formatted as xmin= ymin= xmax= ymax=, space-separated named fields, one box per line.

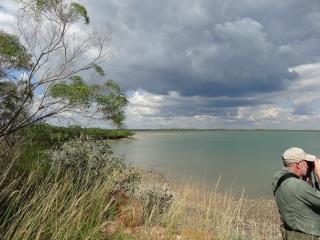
xmin=0 ymin=0 xmax=127 ymax=140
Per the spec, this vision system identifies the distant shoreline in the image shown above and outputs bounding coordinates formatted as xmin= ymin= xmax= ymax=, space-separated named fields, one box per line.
xmin=130 ymin=128 xmax=320 ymax=132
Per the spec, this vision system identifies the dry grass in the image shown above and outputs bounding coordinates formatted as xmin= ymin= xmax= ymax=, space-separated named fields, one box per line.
xmin=0 ymin=168 xmax=124 ymax=240
xmin=0 ymin=167 xmax=282 ymax=240
xmin=143 ymin=177 xmax=282 ymax=240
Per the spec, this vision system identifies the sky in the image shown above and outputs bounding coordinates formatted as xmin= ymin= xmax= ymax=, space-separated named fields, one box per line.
xmin=1 ymin=0 xmax=320 ymax=129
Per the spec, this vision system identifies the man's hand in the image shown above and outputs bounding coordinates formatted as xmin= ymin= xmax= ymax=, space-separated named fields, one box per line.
xmin=304 ymin=176 xmax=313 ymax=185
xmin=313 ymin=158 xmax=320 ymax=180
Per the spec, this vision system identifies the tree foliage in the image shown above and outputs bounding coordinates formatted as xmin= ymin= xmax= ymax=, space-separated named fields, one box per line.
xmin=0 ymin=0 xmax=127 ymax=140
xmin=70 ymin=2 xmax=90 ymax=24
xmin=0 ymin=82 xmax=31 ymax=134
xmin=50 ymin=77 xmax=128 ymax=128
xmin=0 ymin=31 xmax=32 ymax=78
xmin=50 ymin=75 xmax=93 ymax=106
xmin=32 ymin=0 xmax=89 ymax=24
xmin=97 ymin=80 xmax=128 ymax=129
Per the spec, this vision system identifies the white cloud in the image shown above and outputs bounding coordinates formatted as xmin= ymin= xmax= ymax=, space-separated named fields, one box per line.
xmin=238 ymin=106 xmax=284 ymax=121
xmin=0 ymin=11 xmax=14 ymax=24
xmin=124 ymin=63 xmax=320 ymax=129
xmin=0 ymin=2 xmax=15 ymax=32
xmin=286 ymin=63 xmax=320 ymax=109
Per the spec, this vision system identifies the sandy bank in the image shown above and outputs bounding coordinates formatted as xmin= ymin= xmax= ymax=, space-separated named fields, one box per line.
xmin=137 ymin=167 xmax=282 ymax=239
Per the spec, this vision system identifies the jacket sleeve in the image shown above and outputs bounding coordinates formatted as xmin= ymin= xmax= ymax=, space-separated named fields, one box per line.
xmin=296 ymin=180 xmax=320 ymax=209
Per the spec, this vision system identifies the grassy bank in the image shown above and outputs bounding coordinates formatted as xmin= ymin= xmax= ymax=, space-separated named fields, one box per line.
xmin=136 ymin=170 xmax=281 ymax=240
xmin=170 ymin=182 xmax=281 ymax=239
xmin=0 ymin=164 xmax=281 ymax=239
xmin=0 ymin=126 xmax=282 ymax=239
xmin=0 ymin=139 xmax=140 ymax=240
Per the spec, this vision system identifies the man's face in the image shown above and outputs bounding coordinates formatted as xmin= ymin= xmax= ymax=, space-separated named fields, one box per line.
xmin=297 ymin=160 xmax=308 ymax=176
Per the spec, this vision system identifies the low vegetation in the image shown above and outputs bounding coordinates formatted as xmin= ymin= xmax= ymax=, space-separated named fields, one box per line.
xmin=0 ymin=124 xmax=281 ymax=239
xmin=0 ymin=124 xmax=133 ymax=180
xmin=26 ymin=124 xmax=134 ymax=142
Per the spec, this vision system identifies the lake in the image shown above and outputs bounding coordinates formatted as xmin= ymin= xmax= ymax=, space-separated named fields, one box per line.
xmin=109 ymin=130 xmax=320 ymax=198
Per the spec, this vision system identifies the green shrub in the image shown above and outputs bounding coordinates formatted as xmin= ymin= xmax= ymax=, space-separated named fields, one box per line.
xmin=0 ymin=124 xmax=135 ymax=185
xmin=49 ymin=139 xmax=140 ymax=193
xmin=139 ymin=185 xmax=175 ymax=223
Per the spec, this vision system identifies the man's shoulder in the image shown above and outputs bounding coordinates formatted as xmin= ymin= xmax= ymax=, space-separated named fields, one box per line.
xmin=272 ymin=168 xmax=290 ymax=186
xmin=272 ymin=168 xmax=288 ymax=180
xmin=282 ymin=175 xmax=302 ymax=188
xmin=272 ymin=168 xmax=300 ymax=193
xmin=281 ymin=175 xmax=316 ymax=197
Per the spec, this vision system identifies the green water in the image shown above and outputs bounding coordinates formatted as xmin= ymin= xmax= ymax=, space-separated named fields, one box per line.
xmin=110 ymin=130 xmax=320 ymax=198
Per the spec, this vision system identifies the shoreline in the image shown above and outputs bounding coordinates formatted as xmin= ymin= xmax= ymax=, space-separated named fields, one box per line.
xmin=137 ymin=167 xmax=281 ymax=239
xmin=131 ymin=129 xmax=320 ymax=132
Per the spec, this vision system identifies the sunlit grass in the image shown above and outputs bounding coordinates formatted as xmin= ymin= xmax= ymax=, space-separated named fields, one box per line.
xmin=0 ymin=166 xmax=281 ymax=240
xmin=154 ymin=179 xmax=281 ymax=240
xmin=0 ymin=168 xmax=121 ymax=239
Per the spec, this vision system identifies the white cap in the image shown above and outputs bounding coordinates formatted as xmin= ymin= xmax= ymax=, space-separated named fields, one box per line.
xmin=282 ymin=147 xmax=317 ymax=164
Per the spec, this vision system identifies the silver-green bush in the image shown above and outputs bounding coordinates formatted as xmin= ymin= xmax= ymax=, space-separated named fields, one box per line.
xmin=139 ymin=185 xmax=175 ymax=223
xmin=49 ymin=139 xmax=140 ymax=193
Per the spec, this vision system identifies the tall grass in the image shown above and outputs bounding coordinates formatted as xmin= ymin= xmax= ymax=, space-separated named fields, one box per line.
xmin=0 ymin=168 xmax=281 ymax=239
xmin=0 ymin=139 xmax=139 ymax=240
xmin=0 ymin=137 xmax=281 ymax=240
xmin=0 ymin=168 xmax=282 ymax=240
xmin=0 ymin=167 xmax=121 ymax=239
xmin=157 ymin=180 xmax=281 ymax=240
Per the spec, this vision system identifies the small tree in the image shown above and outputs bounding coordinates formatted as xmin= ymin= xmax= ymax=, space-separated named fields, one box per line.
xmin=0 ymin=0 xmax=127 ymax=140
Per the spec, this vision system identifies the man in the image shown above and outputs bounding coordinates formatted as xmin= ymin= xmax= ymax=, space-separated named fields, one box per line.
xmin=272 ymin=147 xmax=320 ymax=240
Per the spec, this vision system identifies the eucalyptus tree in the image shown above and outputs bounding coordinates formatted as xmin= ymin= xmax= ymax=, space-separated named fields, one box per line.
xmin=0 ymin=0 xmax=127 ymax=141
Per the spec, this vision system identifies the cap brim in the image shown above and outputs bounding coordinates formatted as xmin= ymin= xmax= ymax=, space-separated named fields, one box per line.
xmin=305 ymin=153 xmax=316 ymax=162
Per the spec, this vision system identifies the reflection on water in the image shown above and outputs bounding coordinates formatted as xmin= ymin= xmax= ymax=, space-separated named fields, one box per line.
xmin=109 ymin=130 xmax=320 ymax=198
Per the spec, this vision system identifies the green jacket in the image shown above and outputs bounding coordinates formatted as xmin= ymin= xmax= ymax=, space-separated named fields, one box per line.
xmin=272 ymin=168 xmax=320 ymax=236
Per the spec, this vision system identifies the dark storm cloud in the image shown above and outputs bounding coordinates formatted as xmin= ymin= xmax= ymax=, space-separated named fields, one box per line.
xmin=130 ymin=90 xmax=269 ymax=118
xmin=82 ymin=0 xmax=319 ymax=100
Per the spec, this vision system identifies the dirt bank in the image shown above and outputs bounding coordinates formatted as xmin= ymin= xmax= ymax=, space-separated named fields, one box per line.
xmin=137 ymin=167 xmax=282 ymax=239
